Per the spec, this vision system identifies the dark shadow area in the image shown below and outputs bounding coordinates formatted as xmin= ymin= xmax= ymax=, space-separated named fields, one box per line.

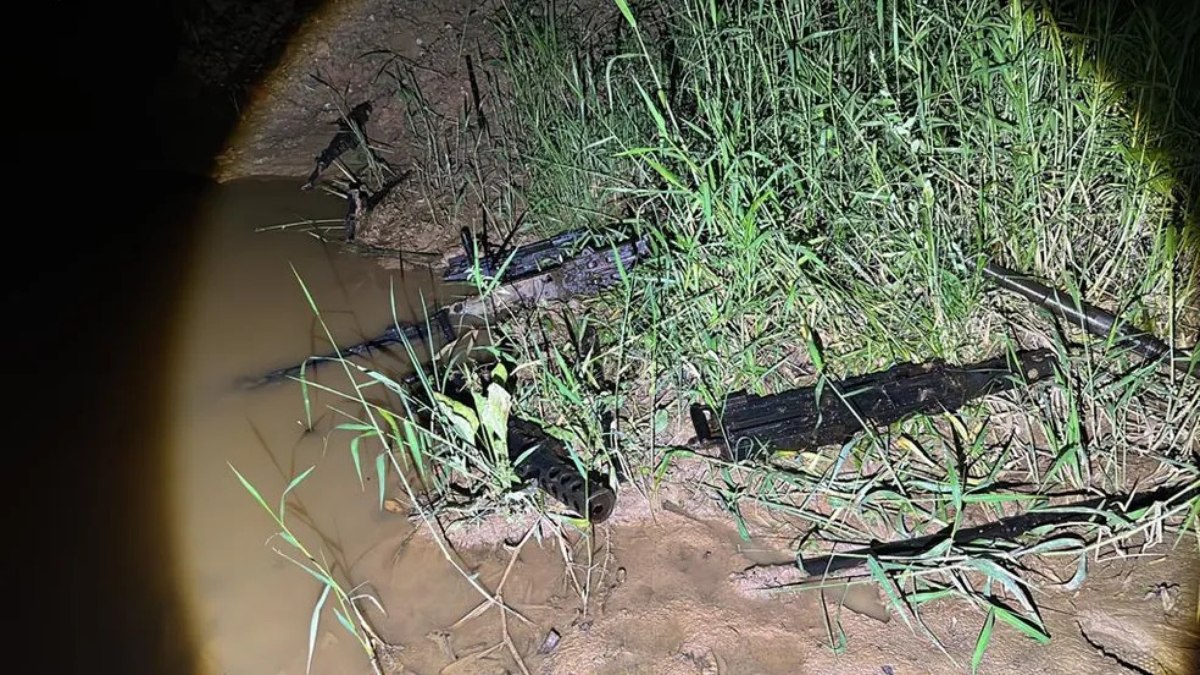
xmin=8 ymin=1 xmax=321 ymax=673
xmin=1040 ymin=0 xmax=1199 ymax=249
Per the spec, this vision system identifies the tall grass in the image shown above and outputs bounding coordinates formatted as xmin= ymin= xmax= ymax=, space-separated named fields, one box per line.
xmin=488 ymin=0 xmax=1200 ymax=667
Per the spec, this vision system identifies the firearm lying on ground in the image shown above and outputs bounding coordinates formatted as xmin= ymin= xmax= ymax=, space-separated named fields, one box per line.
xmin=301 ymin=101 xmax=374 ymax=191
xmin=729 ymin=480 xmax=1198 ymax=602
xmin=407 ymin=368 xmax=617 ymax=523
xmin=240 ymin=228 xmax=650 ymax=388
xmin=690 ymin=349 xmax=1059 ymax=461
xmin=444 ymin=227 xmax=603 ymax=284
xmin=792 ymin=480 xmax=1199 ymax=579
xmin=982 ymin=261 xmax=1196 ymax=380
xmin=506 ymin=417 xmax=616 ymax=523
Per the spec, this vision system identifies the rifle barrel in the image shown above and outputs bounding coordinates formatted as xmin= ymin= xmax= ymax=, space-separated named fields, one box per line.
xmin=238 ymin=311 xmax=454 ymax=389
xmin=982 ymin=262 xmax=1194 ymax=379
xmin=241 ymin=230 xmax=650 ymax=390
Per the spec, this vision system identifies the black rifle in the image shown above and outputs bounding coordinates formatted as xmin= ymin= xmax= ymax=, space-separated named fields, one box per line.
xmin=691 ymin=349 xmax=1059 ymax=461
xmin=242 ymin=229 xmax=650 ymax=388
xmin=798 ymin=481 xmax=1198 ymax=578
xmin=302 ymin=101 xmax=373 ymax=191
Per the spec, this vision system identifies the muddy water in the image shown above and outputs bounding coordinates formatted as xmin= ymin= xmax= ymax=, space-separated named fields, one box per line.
xmin=167 ymin=178 xmax=466 ymax=674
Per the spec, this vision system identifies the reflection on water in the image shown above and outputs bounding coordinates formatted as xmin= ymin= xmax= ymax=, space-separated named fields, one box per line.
xmin=169 ymin=178 xmax=444 ymax=674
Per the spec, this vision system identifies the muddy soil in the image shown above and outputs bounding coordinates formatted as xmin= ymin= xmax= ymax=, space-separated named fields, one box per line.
xmin=419 ymin=456 xmax=1199 ymax=675
xmin=205 ymin=1 xmax=1200 ymax=674
xmin=216 ymin=0 xmax=503 ymax=259
xmin=537 ymin=516 xmax=1197 ymax=675
xmin=218 ymin=0 xmax=493 ymax=181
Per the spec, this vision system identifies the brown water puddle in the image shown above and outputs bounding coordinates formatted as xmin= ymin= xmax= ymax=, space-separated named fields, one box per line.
xmin=168 ymin=178 xmax=454 ymax=674
xmin=167 ymin=178 xmax=619 ymax=675
xmin=163 ymin=178 xmax=828 ymax=675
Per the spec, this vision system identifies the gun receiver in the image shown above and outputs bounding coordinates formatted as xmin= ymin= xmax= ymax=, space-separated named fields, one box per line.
xmin=445 ymin=228 xmax=648 ymax=287
xmin=691 ymin=349 xmax=1059 ymax=461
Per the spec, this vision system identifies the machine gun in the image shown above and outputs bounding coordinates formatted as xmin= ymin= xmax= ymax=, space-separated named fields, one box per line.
xmin=795 ymin=480 xmax=1197 ymax=578
xmin=693 ymin=261 xmax=1193 ymax=461
xmin=242 ymin=228 xmax=650 ymax=388
xmin=691 ymin=349 xmax=1059 ymax=461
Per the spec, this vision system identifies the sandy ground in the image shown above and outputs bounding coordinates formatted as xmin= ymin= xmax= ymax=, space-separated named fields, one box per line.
xmin=408 ymin=457 xmax=1198 ymax=675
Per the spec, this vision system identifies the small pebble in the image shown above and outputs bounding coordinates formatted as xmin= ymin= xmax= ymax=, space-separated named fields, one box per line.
xmin=537 ymin=629 xmax=560 ymax=655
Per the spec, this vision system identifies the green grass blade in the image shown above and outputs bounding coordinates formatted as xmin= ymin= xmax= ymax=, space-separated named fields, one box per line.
xmin=349 ymin=434 xmax=365 ymax=490
xmin=307 ymin=583 xmax=332 ymax=674
xmin=971 ymin=608 xmax=997 ymax=673
xmin=229 ymin=463 xmax=277 ymax=522
xmin=280 ymin=465 xmax=317 ymax=519
xmin=375 ymin=451 xmax=390 ymax=509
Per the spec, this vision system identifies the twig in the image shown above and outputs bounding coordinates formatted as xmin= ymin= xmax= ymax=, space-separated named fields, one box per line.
xmin=499 ymin=592 xmax=531 ymax=675
xmin=255 ymin=218 xmax=343 ymax=233
xmin=447 ymin=525 xmax=538 ymax=674
xmin=450 ymin=523 xmax=538 ymax=631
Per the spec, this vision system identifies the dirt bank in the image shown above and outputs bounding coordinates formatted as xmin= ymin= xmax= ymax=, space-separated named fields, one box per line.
xmin=217 ymin=0 xmax=494 ymax=182
xmin=217 ymin=0 xmax=509 ymax=257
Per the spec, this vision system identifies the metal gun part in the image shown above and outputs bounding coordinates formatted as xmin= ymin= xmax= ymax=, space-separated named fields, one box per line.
xmin=692 ymin=349 xmax=1059 ymax=461
xmin=982 ymin=262 xmax=1195 ymax=380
